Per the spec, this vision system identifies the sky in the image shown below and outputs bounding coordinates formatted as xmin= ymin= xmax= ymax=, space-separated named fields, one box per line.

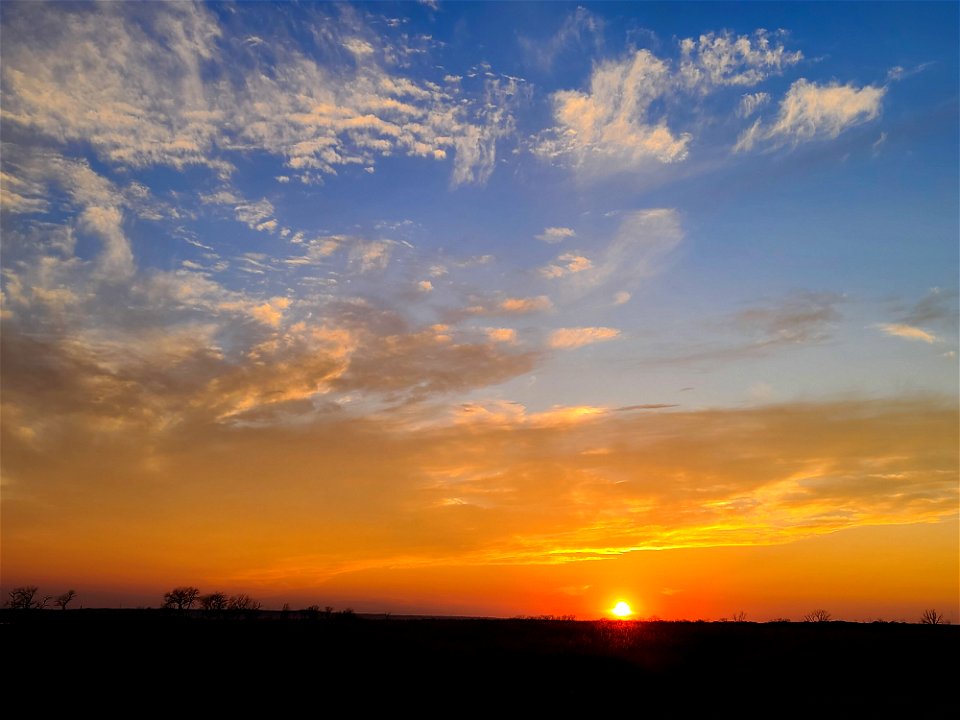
xmin=1 ymin=1 xmax=957 ymax=621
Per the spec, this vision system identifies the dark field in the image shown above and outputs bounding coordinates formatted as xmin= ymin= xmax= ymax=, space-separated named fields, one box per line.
xmin=3 ymin=610 xmax=957 ymax=715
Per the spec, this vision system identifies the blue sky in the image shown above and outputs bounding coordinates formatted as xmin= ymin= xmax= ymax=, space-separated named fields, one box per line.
xmin=1 ymin=2 xmax=957 ymax=615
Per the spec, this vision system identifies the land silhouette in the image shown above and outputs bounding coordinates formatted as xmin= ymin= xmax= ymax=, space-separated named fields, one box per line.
xmin=2 ymin=590 xmax=956 ymax=715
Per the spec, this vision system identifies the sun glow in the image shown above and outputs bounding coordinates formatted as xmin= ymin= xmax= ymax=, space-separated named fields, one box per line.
xmin=611 ymin=601 xmax=633 ymax=618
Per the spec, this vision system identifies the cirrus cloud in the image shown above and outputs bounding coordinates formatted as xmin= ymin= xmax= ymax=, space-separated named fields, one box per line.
xmin=549 ymin=326 xmax=621 ymax=349
xmin=735 ymin=79 xmax=885 ymax=152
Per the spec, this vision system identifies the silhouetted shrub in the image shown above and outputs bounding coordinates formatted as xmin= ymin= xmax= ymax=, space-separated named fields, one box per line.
xmin=5 ymin=586 xmax=50 ymax=610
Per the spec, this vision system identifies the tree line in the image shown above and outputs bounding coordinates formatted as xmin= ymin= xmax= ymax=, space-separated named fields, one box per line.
xmin=2 ymin=586 xmax=952 ymax=624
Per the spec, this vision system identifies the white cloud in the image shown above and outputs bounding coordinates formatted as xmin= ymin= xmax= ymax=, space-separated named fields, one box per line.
xmin=350 ymin=240 xmax=393 ymax=273
xmin=80 ymin=206 xmax=135 ymax=280
xmin=519 ymin=6 xmax=603 ymax=71
xmin=738 ymin=92 xmax=770 ymax=118
xmin=539 ymin=50 xmax=690 ymax=171
xmin=557 ymin=209 xmax=683 ymax=297
xmin=736 ymin=79 xmax=885 ymax=151
xmin=0 ymin=170 xmax=49 ymax=214
xmin=234 ymin=199 xmax=277 ymax=232
xmin=537 ymin=29 xmax=801 ymax=173
xmin=449 ymin=78 xmax=522 ymax=186
xmin=344 ymin=38 xmax=375 ymax=56
xmin=0 ymin=3 xmax=518 ymax=187
xmin=1 ymin=3 xmax=227 ymax=173
xmin=536 ymin=226 xmax=576 ymax=243
xmin=679 ymin=30 xmax=802 ymax=90
xmin=613 ymin=291 xmax=631 ymax=306
xmin=876 ymin=323 xmax=938 ymax=344
xmin=549 ymin=327 xmax=621 ymax=349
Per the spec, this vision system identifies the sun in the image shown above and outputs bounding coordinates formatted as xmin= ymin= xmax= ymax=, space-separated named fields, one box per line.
xmin=611 ymin=601 xmax=633 ymax=618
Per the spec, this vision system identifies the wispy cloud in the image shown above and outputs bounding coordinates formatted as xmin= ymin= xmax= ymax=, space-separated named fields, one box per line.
xmin=876 ymin=323 xmax=937 ymax=343
xmin=3 ymin=387 xmax=954 ymax=579
xmin=538 ymin=49 xmax=690 ymax=170
xmin=518 ymin=6 xmax=604 ymax=72
xmin=539 ymin=253 xmax=592 ymax=279
xmin=679 ymin=30 xmax=802 ymax=90
xmin=549 ymin=327 xmax=621 ymax=349
xmin=738 ymin=92 xmax=770 ymax=118
xmin=0 ymin=2 xmax=520 ymax=186
xmin=735 ymin=80 xmax=885 ymax=152
xmin=547 ymin=209 xmax=683 ymax=301
xmin=536 ymin=29 xmax=803 ymax=174
xmin=536 ymin=226 xmax=576 ymax=243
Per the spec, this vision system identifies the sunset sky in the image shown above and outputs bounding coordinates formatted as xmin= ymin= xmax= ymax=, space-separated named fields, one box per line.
xmin=1 ymin=1 xmax=957 ymax=621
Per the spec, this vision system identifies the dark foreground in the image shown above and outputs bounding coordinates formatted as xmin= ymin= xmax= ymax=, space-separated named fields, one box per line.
xmin=3 ymin=610 xmax=956 ymax=715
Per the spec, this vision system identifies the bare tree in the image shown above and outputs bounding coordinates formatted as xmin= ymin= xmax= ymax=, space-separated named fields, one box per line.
xmin=919 ymin=609 xmax=946 ymax=625
xmin=6 ymin=586 xmax=50 ymax=610
xmin=199 ymin=592 xmax=228 ymax=613
xmin=54 ymin=590 xmax=77 ymax=610
xmin=731 ymin=611 xmax=747 ymax=623
xmin=226 ymin=594 xmax=261 ymax=619
xmin=227 ymin=594 xmax=260 ymax=611
xmin=162 ymin=586 xmax=200 ymax=611
xmin=803 ymin=609 xmax=832 ymax=623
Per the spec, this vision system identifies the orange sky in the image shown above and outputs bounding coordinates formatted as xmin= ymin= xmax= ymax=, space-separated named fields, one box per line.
xmin=1 ymin=2 xmax=958 ymax=622
xmin=3 ymin=395 xmax=957 ymax=621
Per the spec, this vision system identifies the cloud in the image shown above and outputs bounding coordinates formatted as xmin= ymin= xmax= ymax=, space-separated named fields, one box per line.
xmin=536 ymin=227 xmax=576 ymax=243
xmin=1 ymin=2 xmax=227 ymax=173
xmin=876 ymin=323 xmax=937 ymax=344
xmin=0 ymin=170 xmax=49 ymax=214
xmin=551 ymin=209 xmax=682 ymax=300
xmin=80 ymin=206 xmax=135 ymax=280
xmin=518 ymin=6 xmax=604 ymax=72
xmin=893 ymin=287 xmax=957 ymax=328
xmin=645 ymin=292 xmax=845 ymax=367
xmin=735 ymin=292 xmax=842 ymax=345
xmin=539 ymin=253 xmax=593 ymax=279
xmin=349 ymin=240 xmax=394 ymax=273
xmin=3 ymin=385 xmax=954 ymax=584
xmin=496 ymin=296 xmax=554 ymax=314
xmin=0 ymin=2 xmax=518 ymax=186
xmin=234 ymin=199 xmax=276 ymax=230
xmin=549 ymin=327 xmax=621 ymax=349
xmin=1 ymin=152 xmax=140 ymax=281
xmin=449 ymin=77 xmax=523 ymax=186
xmin=536 ymin=29 xmax=802 ymax=173
xmin=679 ymin=30 xmax=802 ymax=90
xmin=736 ymin=79 xmax=885 ymax=151
xmin=486 ymin=328 xmax=517 ymax=344
xmin=539 ymin=50 xmax=690 ymax=171
xmin=738 ymin=92 xmax=770 ymax=118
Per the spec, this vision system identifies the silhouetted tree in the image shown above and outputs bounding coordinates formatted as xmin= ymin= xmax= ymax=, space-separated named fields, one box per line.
xmin=227 ymin=594 xmax=261 ymax=618
xmin=803 ymin=609 xmax=832 ymax=623
xmin=54 ymin=590 xmax=77 ymax=610
xmin=6 ymin=586 xmax=50 ymax=609
xmin=199 ymin=592 xmax=228 ymax=614
xmin=919 ymin=609 xmax=946 ymax=625
xmin=163 ymin=586 xmax=200 ymax=611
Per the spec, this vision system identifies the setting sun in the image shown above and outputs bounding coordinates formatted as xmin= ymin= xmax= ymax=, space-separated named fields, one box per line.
xmin=612 ymin=601 xmax=633 ymax=618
